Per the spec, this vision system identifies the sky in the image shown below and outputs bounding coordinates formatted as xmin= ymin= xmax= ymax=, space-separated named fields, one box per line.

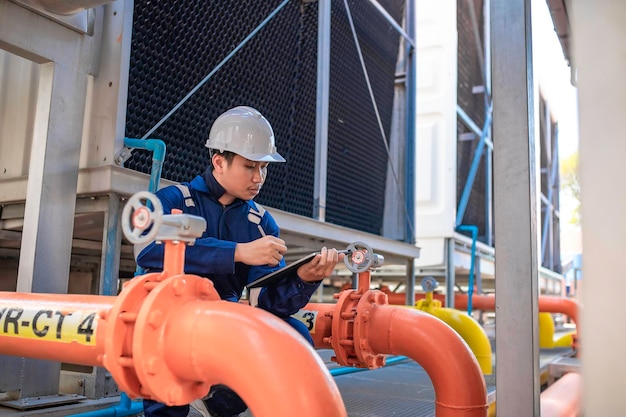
xmin=532 ymin=0 xmax=579 ymax=159
xmin=530 ymin=0 xmax=582 ymax=260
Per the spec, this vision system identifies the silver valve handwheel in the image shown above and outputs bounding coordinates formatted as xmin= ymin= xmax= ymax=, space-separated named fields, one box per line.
xmin=421 ymin=276 xmax=439 ymax=293
xmin=344 ymin=241 xmax=383 ymax=273
xmin=122 ymin=191 xmax=164 ymax=244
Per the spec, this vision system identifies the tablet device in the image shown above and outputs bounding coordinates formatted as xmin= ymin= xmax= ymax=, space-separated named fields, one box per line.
xmin=247 ymin=252 xmax=317 ymax=288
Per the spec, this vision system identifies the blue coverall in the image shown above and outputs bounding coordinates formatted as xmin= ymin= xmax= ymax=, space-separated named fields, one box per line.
xmin=137 ymin=167 xmax=321 ymax=417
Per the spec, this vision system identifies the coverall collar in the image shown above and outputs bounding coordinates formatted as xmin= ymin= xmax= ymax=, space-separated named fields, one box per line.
xmin=202 ymin=166 xmax=248 ymax=209
xmin=202 ymin=166 xmax=226 ymax=200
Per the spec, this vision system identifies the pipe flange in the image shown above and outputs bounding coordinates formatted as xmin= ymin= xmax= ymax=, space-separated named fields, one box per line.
xmin=133 ymin=274 xmax=220 ymax=405
xmin=354 ymin=290 xmax=388 ymax=369
xmin=104 ymin=272 xmax=164 ymax=397
xmin=330 ymin=289 xmax=361 ymax=367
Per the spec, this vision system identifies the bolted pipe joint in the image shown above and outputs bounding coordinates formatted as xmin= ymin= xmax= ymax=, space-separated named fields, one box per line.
xmin=102 ymin=271 xmax=220 ymax=399
xmin=328 ymin=270 xmax=387 ymax=369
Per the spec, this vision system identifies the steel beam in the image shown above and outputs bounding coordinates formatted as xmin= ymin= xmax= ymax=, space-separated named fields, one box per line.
xmin=491 ymin=0 xmax=540 ymax=415
xmin=313 ymin=0 xmax=331 ymax=221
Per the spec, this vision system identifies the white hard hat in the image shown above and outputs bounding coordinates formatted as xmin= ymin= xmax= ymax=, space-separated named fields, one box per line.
xmin=205 ymin=106 xmax=286 ymax=163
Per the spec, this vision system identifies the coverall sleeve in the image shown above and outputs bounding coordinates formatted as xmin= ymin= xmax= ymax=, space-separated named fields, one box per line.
xmin=135 ymin=186 xmax=237 ymax=275
xmin=252 ymin=214 xmax=322 ymax=317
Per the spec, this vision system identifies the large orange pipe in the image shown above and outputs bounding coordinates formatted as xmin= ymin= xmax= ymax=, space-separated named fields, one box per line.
xmin=0 ymin=292 xmax=113 ymax=365
xmin=164 ymin=301 xmax=345 ymax=416
xmin=305 ymin=301 xmax=489 ymax=417
xmin=540 ymin=372 xmax=583 ymax=417
xmin=0 ymin=280 xmax=347 ymax=417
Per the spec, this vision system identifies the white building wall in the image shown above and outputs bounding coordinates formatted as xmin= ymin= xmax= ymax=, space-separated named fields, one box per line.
xmin=414 ymin=0 xmax=458 ymax=266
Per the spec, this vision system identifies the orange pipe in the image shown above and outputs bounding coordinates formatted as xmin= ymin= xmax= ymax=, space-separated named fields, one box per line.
xmin=369 ymin=306 xmax=488 ymax=417
xmin=455 ymin=294 xmax=580 ymax=330
xmin=0 ymin=283 xmax=347 ymax=417
xmin=385 ymin=291 xmax=580 ymax=351
xmin=305 ymin=298 xmax=488 ymax=416
xmin=0 ymin=231 xmax=347 ymax=416
xmin=0 ymin=292 xmax=113 ymax=365
xmin=451 ymin=294 xmax=580 ymax=350
xmin=0 ymin=217 xmax=348 ymax=416
xmin=382 ymin=290 xmax=580 ymax=334
xmin=540 ymin=372 xmax=583 ymax=417
xmin=163 ymin=300 xmax=346 ymax=416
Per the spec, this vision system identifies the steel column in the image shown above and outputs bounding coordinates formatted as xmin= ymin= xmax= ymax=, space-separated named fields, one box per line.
xmin=491 ymin=0 xmax=540 ymax=415
xmin=313 ymin=0 xmax=331 ymax=222
xmin=14 ymin=61 xmax=88 ymax=400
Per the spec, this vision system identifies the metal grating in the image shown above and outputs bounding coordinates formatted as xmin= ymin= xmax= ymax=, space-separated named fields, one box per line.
xmin=335 ymin=362 xmax=437 ymax=416
xmin=124 ymin=0 xmax=403 ymax=234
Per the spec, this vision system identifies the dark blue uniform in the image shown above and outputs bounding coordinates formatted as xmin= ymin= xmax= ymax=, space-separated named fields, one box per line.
xmin=137 ymin=167 xmax=320 ymax=417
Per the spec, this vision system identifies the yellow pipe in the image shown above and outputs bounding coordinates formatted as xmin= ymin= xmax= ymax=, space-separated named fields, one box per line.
xmin=539 ymin=312 xmax=575 ymax=349
xmin=414 ymin=295 xmax=493 ymax=375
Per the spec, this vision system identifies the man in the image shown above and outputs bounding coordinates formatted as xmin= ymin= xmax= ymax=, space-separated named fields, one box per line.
xmin=136 ymin=106 xmax=342 ymax=417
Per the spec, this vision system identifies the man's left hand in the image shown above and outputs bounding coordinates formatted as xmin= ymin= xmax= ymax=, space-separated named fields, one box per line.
xmin=297 ymin=247 xmax=344 ymax=283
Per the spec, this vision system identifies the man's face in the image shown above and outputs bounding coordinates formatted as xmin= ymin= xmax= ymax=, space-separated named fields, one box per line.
xmin=214 ymin=154 xmax=269 ymax=203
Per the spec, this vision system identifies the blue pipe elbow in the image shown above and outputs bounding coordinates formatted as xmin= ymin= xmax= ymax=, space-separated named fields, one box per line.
xmin=123 ymin=137 xmax=167 ymax=193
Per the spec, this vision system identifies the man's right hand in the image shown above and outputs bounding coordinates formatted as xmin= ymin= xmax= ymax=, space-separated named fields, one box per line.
xmin=234 ymin=236 xmax=287 ymax=266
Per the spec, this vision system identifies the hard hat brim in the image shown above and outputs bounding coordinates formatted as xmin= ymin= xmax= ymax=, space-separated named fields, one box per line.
xmin=245 ymin=152 xmax=286 ymax=163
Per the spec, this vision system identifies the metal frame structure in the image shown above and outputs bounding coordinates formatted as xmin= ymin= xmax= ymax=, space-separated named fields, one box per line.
xmin=0 ymin=0 xmax=105 ymax=404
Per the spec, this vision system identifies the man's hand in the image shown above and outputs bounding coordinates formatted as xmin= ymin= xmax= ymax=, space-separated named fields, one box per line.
xmin=234 ymin=236 xmax=287 ymax=266
xmin=297 ymin=247 xmax=344 ymax=283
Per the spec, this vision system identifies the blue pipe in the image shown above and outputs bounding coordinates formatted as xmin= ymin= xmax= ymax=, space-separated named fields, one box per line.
xmin=69 ymin=393 xmax=143 ymax=417
xmin=106 ymin=138 xmax=167 ymax=414
xmin=330 ymin=355 xmax=409 ymax=376
xmin=455 ymin=225 xmax=477 ymax=315
xmin=124 ymin=138 xmax=167 ymax=278
xmin=123 ymin=138 xmax=167 ymax=194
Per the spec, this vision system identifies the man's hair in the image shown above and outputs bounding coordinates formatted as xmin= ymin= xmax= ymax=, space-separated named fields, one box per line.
xmin=209 ymin=149 xmax=236 ymax=166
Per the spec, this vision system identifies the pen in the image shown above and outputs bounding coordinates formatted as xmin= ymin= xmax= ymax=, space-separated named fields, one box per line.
xmin=257 ymin=224 xmax=266 ymax=237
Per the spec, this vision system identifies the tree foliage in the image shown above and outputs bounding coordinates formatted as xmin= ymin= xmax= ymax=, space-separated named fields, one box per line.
xmin=560 ymin=151 xmax=580 ymax=226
